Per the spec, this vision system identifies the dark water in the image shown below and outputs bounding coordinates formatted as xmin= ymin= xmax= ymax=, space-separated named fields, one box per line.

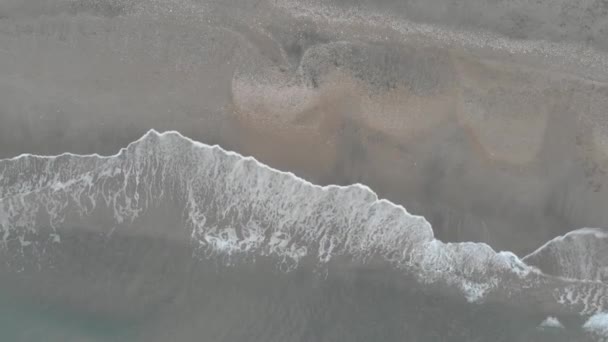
xmin=0 ymin=235 xmax=561 ymax=342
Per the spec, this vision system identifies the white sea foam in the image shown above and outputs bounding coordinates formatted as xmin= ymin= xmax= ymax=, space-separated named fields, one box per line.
xmin=584 ymin=313 xmax=608 ymax=338
xmin=0 ymin=130 xmax=606 ymax=315
xmin=524 ymin=228 xmax=608 ymax=283
xmin=538 ymin=316 xmax=564 ymax=329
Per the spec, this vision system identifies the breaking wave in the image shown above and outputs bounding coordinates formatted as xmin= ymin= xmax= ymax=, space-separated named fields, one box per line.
xmin=0 ymin=130 xmax=606 ymax=324
xmin=524 ymin=228 xmax=608 ymax=282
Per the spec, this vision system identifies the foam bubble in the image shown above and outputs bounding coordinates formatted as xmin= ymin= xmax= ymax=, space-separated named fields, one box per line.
xmin=539 ymin=316 xmax=564 ymax=329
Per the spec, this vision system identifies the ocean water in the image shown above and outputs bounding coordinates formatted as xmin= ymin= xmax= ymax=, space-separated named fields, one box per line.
xmin=0 ymin=130 xmax=606 ymax=341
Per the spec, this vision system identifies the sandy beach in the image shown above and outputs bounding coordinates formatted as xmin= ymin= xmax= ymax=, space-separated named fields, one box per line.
xmin=2 ymin=0 xmax=608 ymax=257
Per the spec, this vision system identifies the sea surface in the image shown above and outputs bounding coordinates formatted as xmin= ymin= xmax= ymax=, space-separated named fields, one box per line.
xmin=0 ymin=130 xmax=607 ymax=341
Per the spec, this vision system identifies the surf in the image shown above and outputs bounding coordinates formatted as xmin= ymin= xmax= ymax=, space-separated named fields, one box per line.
xmin=0 ymin=129 xmax=606 ymax=336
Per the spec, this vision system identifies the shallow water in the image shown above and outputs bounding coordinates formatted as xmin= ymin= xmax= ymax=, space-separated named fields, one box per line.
xmin=0 ymin=250 xmax=560 ymax=342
